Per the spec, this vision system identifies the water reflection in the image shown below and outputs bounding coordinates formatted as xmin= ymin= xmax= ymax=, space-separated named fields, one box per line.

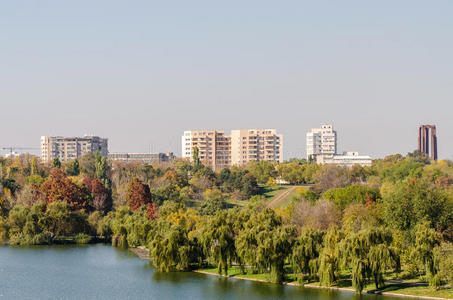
xmin=0 ymin=245 xmax=402 ymax=300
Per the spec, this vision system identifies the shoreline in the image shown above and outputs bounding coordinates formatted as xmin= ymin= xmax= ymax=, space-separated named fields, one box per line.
xmin=193 ymin=270 xmax=448 ymax=300
xmin=129 ymin=248 xmax=448 ymax=300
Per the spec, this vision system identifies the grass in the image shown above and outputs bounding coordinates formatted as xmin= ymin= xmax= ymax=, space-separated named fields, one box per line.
xmin=261 ymin=185 xmax=287 ymax=199
xmin=197 ymin=266 xmax=453 ymax=299
xmin=374 ymin=285 xmax=453 ymax=298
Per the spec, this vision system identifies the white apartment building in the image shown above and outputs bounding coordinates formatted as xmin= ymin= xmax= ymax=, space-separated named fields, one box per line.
xmin=230 ymin=129 xmax=283 ymax=166
xmin=182 ymin=129 xmax=283 ymax=170
xmin=40 ymin=136 xmax=108 ymax=163
xmin=306 ymin=124 xmax=337 ymax=160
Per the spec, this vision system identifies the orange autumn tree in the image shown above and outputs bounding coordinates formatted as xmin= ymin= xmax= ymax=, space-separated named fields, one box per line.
xmin=126 ymin=178 xmax=152 ymax=210
xmin=40 ymin=168 xmax=87 ymax=210
xmin=91 ymin=179 xmax=112 ymax=213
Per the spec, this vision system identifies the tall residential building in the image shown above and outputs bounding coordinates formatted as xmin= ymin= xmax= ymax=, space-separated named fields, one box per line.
xmin=108 ymin=152 xmax=175 ymax=164
xmin=182 ymin=129 xmax=283 ymax=170
xmin=181 ymin=130 xmax=231 ymax=171
xmin=306 ymin=124 xmax=337 ymax=160
xmin=231 ymin=129 xmax=283 ymax=166
xmin=40 ymin=136 xmax=108 ymax=163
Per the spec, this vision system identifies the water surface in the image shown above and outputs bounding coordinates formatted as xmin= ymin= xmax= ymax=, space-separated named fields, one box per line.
xmin=0 ymin=244 xmax=401 ymax=300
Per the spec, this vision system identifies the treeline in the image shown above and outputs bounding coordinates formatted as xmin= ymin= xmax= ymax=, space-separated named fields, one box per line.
xmin=1 ymin=151 xmax=453 ymax=293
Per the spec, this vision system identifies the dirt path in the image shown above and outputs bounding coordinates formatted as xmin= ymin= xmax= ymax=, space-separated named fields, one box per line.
xmin=267 ymin=186 xmax=299 ymax=208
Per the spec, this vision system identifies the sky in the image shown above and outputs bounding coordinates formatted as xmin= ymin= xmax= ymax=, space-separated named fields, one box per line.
xmin=1 ymin=0 xmax=452 ymax=160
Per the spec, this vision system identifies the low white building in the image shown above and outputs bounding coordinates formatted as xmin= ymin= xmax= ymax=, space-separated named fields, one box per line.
xmin=316 ymin=152 xmax=372 ymax=167
xmin=108 ymin=152 xmax=175 ymax=163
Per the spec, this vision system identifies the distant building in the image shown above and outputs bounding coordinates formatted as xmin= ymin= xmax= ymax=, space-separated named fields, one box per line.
xmin=40 ymin=136 xmax=108 ymax=163
xmin=108 ymin=152 xmax=175 ymax=163
xmin=306 ymin=124 xmax=337 ymax=160
xmin=418 ymin=125 xmax=438 ymax=161
xmin=182 ymin=129 xmax=283 ymax=170
xmin=316 ymin=152 xmax=372 ymax=167
xmin=230 ymin=129 xmax=283 ymax=166
xmin=306 ymin=125 xmax=371 ymax=167
xmin=4 ymin=151 xmax=20 ymax=159
xmin=182 ymin=130 xmax=231 ymax=171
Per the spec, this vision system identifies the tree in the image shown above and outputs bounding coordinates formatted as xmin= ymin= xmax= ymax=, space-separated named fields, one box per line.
xmin=277 ymin=162 xmax=306 ymax=184
xmin=236 ymin=209 xmax=295 ymax=283
xmin=383 ymin=179 xmax=452 ymax=233
xmin=202 ymin=210 xmax=236 ymax=275
xmin=40 ymin=168 xmax=87 ymax=210
xmin=66 ymin=159 xmax=80 ymax=176
xmin=201 ymin=188 xmax=225 ymax=215
xmin=95 ymin=152 xmax=108 ymax=181
xmin=31 ymin=157 xmax=39 ymax=176
xmin=246 ymin=161 xmax=277 ymax=185
xmin=313 ymin=165 xmax=348 ymax=193
xmin=79 ymin=153 xmax=96 ymax=177
xmin=322 ymin=185 xmax=380 ymax=210
xmin=342 ymin=227 xmax=397 ymax=292
xmin=413 ymin=221 xmax=440 ymax=287
xmin=52 ymin=158 xmax=61 ymax=168
xmin=434 ymin=242 xmax=453 ymax=286
xmin=192 ymin=146 xmax=201 ymax=169
xmin=291 ymin=199 xmax=341 ymax=230
xmin=91 ymin=179 xmax=112 ymax=213
xmin=149 ymin=221 xmax=200 ymax=272
xmin=291 ymin=228 xmax=325 ymax=283
xmin=318 ymin=226 xmax=342 ymax=287
xmin=126 ymin=178 xmax=152 ymax=210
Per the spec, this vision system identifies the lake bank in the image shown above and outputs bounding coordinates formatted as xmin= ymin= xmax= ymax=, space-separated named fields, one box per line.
xmin=191 ymin=268 xmax=451 ymax=300
xmin=128 ymin=246 xmax=450 ymax=299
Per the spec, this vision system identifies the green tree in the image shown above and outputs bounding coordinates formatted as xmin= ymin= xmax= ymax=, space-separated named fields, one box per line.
xmin=342 ymin=228 xmax=397 ymax=292
xmin=201 ymin=210 xmax=236 ymax=275
xmin=192 ymin=146 xmax=201 ymax=169
xmin=413 ymin=221 xmax=440 ymax=287
xmin=236 ymin=209 xmax=295 ymax=283
xmin=291 ymin=228 xmax=325 ymax=283
xmin=318 ymin=226 xmax=342 ymax=286
xmin=149 ymin=221 xmax=200 ymax=272
xmin=52 ymin=158 xmax=61 ymax=168
xmin=31 ymin=157 xmax=39 ymax=176
xmin=66 ymin=159 xmax=80 ymax=176
xmin=434 ymin=242 xmax=453 ymax=286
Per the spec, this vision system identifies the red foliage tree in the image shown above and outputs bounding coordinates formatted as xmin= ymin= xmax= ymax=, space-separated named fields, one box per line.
xmin=40 ymin=168 xmax=87 ymax=210
xmin=91 ymin=179 xmax=112 ymax=213
xmin=146 ymin=203 xmax=158 ymax=220
xmin=126 ymin=178 xmax=152 ymax=210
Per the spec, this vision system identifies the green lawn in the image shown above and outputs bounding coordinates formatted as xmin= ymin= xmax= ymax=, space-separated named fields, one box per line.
xmin=261 ymin=185 xmax=286 ymax=198
xmin=197 ymin=267 xmax=453 ymax=299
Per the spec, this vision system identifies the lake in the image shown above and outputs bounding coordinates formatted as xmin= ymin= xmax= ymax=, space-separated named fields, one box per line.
xmin=0 ymin=244 xmax=401 ymax=300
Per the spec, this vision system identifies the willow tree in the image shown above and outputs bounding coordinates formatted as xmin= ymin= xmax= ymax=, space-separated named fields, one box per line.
xmin=149 ymin=222 xmax=198 ymax=272
xmin=413 ymin=221 xmax=440 ymax=287
xmin=201 ymin=210 xmax=236 ymax=275
xmin=291 ymin=228 xmax=325 ymax=283
xmin=236 ymin=209 xmax=295 ymax=283
xmin=318 ymin=226 xmax=342 ymax=287
xmin=342 ymin=227 xmax=397 ymax=293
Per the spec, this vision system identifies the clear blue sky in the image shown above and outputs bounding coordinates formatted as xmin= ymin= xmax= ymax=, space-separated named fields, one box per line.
xmin=1 ymin=0 xmax=452 ymax=159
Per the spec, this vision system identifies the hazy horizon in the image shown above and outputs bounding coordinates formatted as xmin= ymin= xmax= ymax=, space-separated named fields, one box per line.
xmin=1 ymin=1 xmax=452 ymax=160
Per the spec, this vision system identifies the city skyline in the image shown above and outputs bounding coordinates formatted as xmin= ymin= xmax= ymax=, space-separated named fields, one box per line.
xmin=1 ymin=1 xmax=452 ymax=159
